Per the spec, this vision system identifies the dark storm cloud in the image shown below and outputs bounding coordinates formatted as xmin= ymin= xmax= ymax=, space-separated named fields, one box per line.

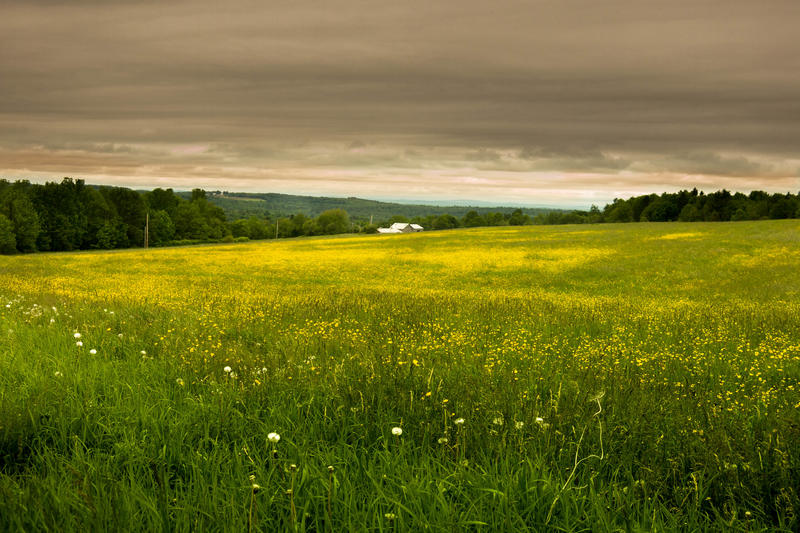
xmin=1 ymin=0 xmax=799 ymax=203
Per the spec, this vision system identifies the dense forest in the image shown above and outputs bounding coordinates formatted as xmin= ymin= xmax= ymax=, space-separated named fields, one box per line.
xmin=539 ymin=188 xmax=800 ymax=225
xmin=1 ymin=178 xmax=798 ymax=254
xmin=179 ymin=191 xmax=554 ymax=220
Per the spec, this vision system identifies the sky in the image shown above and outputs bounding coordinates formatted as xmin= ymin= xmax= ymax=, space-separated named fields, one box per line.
xmin=2 ymin=0 xmax=799 ymax=207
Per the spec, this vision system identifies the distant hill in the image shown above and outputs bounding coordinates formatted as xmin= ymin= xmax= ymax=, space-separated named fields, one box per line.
xmin=176 ymin=191 xmax=560 ymax=221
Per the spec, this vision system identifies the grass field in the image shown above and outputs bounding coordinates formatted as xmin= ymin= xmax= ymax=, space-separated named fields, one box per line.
xmin=1 ymin=220 xmax=799 ymax=531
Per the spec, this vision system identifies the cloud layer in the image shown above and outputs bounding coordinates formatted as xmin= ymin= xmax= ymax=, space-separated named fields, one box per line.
xmin=2 ymin=0 xmax=799 ymax=205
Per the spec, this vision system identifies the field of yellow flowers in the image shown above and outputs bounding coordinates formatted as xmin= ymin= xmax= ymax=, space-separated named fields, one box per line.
xmin=1 ymin=220 xmax=799 ymax=531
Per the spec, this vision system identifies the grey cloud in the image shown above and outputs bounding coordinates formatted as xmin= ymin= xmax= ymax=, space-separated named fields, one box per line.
xmin=1 ymin=0 xmax=799 ymax=202
xmin=348 ymin=140 xmax=367 ymax=150
xmin=636 ymin=152 xmax=774 ymax=177
xmin=465 ymin=149 xmax=502 ymax=162
xmin=517 ymin=147 xmax=631 ymax=172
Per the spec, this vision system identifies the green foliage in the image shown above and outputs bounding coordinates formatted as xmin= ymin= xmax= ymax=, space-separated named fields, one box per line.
xmin=678 ymin=202 xmax=703 ymax=222
xmin=432 ymin=213 xmax=459 ymax=230
xmin=462 ymin=210 xmax=486 ymax=227
xmin=605 ymin=200 xmax=634 ymax=222
xmin=95 ymin=221 xmax=125 ymax=249
xmin=316 ymin=209 xmax=350 ymax=235
xmin=104 ymin=186 xmax=146 ymax=246
xmin=148 ymin=210 xmax=175 ymax=245
xmin=144 ymin=188 xmax=181 ymax=217
xmin=82 ymin=187 xmax=115 ymax=248
xmin=508 ymin=209 xmax=530 ymax=226
xmin=0 ymin=188 xmax=40 ymax=252
xmin=0 ymin=214 xmax=16 ymax=254
xmin=187 ymin=191 xmax=555 ymax=221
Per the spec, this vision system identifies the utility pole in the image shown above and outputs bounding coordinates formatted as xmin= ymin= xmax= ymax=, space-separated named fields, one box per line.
xmin=144 ymin=211 xmax=149 ymax=249
xmin=370 ymin=214 xmax=373 ymax=225
xmin=275 ymin=218 xmax=279 ymax=239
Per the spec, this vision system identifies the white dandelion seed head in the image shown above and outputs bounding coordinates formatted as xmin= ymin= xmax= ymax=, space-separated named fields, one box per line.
xmin=438 ymin=437 xmax=449 ymax=444
xmin=535 ymin=417 xmax=545 ymax=424
xmin=54 ymin=371 xmax=63 ymax=377
xmin=268 ymin=432 xmax=281 ymax=443
xmin=391 ymin=427 xmax=403 ymax=436
xmin=223 ymin=366 xmax=232 ymax=373
xmin=89 ymin=349 xmax=97 ymax=355
xmin=118 ymin=333 xmax=123 ymax=338
xmin=454 ymin=418 xmax=465 ymax=425
xmin=73 ymin=332 xmax=81 ymax=339
xmin=76 ymin=341 xmax=83 ymax=347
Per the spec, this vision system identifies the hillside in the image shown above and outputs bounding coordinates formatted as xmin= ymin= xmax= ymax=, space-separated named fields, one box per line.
xmin=176 ymin=190 xmax=559 ymax=220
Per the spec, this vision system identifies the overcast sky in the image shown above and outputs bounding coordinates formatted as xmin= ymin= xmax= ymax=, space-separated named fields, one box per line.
xmin=2 ymin=0 xmax=799 ymax=206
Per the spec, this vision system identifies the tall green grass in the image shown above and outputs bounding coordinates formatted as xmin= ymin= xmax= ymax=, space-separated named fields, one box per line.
xmin=1 ymin=221 xmax=799 ymax=531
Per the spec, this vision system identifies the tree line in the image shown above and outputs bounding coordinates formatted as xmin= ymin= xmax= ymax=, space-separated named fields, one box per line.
xmin=0 ymin=179 xmax=361 ymax=254
xmin=536 ymin=189 xmax=800 ymax=225
xmin=1 ymin=179 xmax=798 ymax=254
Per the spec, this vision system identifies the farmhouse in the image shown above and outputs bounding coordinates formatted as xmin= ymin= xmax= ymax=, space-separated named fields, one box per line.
xmin=377 ymin=222 xmax=424 ymax=234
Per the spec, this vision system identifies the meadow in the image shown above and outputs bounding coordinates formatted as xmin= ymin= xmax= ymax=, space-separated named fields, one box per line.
xmin=1 ymin=220 xmax=798 ymax=531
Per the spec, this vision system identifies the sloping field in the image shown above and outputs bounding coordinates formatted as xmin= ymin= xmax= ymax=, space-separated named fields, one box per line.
xmin=1 ymin=221 xmax=799 ymax=531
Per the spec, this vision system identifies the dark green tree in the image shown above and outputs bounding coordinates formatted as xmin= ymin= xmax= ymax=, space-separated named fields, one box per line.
xmin=145 ymin=188 xmax=182 ymax=217
xmin=432 ymin=214 xmax=459 ymax=230
xmin=605 ymin=200 xmax=634 ymax=223
xmin=678 ymin=202 xmax=703 ymax=222
xmin=245 ymin=217 xmax=270 ymax=240
xmin=0 ymin=214 xmax=16 ymax=254
xmin=173 ymin=202 xmax=211 ymax=240
xmin=0 ymin=187 xmax=41 ymax=252
xmin=462 ymin=210 xmax=486 ymax=227
xmin=82 ymin=187 xmax=115 ymax=248
xmin=508 ymin=209 xmax=530 ymax=226
xmin=148 ymin=209 xmax=175 ymax=245
xmin=316 ymin=209 xmax=350 ymax=235
xmin=104 ymin=187 xmax=146 ymax=246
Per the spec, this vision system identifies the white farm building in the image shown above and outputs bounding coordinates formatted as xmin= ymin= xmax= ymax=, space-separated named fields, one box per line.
xmin=377 ymin=222 xmax=424 ymax=234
